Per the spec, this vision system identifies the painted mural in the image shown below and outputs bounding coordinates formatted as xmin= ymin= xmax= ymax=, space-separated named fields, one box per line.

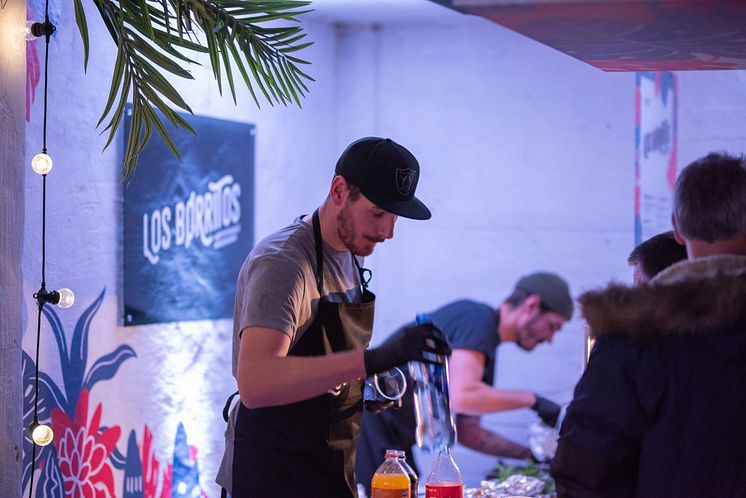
xmin=23 ymin=290 xmax=210 ymax=498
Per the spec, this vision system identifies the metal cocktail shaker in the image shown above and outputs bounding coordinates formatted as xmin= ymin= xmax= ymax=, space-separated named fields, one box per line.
xmin=408 ymin=313 xmax=456 ymax=453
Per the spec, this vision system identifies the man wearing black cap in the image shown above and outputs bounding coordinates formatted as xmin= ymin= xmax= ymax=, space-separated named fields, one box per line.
xmin=216 ymin=137 xmax=451 ymax=498
xmin=356 ymin=272 xmax=574 ymax=494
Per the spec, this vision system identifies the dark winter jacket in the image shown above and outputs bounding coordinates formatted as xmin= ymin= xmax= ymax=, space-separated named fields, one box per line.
xmin=551 ymin=255 xmax=746 ymax=498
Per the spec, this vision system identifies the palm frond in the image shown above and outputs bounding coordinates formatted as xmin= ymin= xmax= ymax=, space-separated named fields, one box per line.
xmin=77 ymin=0 xmax=313 ymax=179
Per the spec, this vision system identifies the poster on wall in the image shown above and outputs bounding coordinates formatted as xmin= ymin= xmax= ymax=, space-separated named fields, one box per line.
xmin=635 ymin=72 xmax=677 ymax=246
xmin=123 ymin=106 xmax=255 ymax=326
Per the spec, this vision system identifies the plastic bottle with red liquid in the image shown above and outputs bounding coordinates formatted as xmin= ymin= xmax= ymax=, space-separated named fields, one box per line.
xmin=371 ymin=449 xmax=411 ymax=498
xmin=424 ymin=448 xmax=463 ymax=498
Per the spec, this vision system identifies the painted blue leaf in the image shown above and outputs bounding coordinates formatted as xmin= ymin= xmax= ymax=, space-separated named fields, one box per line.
xmin=40 ymin=305 xmax=70 ymax=381
xmin=37 ymin=371 xmax=67 ymax=420
xmin=111 ymin=445 xmax=127 ymax=470
xmin=83 ymin=344 xmax=137 ymax=391
xmin=24 ymin=351 xmax=68 ymax=420
xmin=172 ymin=422 xmax=204 ymax=498
xmin=22 ymin=352 xmax=66 ymax=492
xmin=123 ymin=430 xmax=145 ymax=498
xmin=22 ymin=442 xmax=50 ymax=495
xmin=37 ymin=447 xmax=64 ymax=498
xmin=67 ymin=288 xmax=105 ymax=413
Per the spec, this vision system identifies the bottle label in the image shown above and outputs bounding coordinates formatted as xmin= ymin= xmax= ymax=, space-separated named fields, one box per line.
xmin=425 ymin=482 xmax=463 ymax=498
xmin=371 ymin=489 xmax=409 ymax=498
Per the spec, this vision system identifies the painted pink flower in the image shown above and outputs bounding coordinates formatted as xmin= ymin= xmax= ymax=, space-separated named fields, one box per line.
xmin=142 ymin=425 xmax=172 ymax=498
xmin=51 ymin=389 xmax=120 ymax=498
xmin=25 ymin=2 xmax=41 ymax=122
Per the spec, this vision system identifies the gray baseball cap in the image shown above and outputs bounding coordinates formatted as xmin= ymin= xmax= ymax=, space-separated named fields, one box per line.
xmin=516 ymin=272 xmax=574 ymax=320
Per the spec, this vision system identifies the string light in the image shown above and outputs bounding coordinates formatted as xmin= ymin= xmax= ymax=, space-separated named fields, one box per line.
xmin=28 ymin=421 xmax=54 ymax=447
xmin=26 ymin=5 xmax=72 ymax=498
xmin=31 ymin=153 xmax=53 ymax=175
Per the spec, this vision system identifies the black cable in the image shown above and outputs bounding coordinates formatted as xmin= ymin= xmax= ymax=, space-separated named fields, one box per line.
xmin=29 ymin=1 xmax=53 ymax=495
xmin=27 ymin=306 xmax=43 ymax=498
xmin=41 ymin=13 xmax=50 ymax=154
xmin=41 ymin=175 xmax=46 ymax=286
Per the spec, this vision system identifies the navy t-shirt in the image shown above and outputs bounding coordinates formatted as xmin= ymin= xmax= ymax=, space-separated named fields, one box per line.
xmin=428 ymin=299 xmax=501 ymax=386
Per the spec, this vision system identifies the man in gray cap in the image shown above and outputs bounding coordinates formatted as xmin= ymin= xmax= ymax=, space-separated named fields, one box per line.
xmin=356 ymin=272 xmax=574 ymax=494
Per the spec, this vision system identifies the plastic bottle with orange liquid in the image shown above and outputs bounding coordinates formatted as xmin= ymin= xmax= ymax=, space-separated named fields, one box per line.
xmin=371 ymin=449 xmax=411 ymax=498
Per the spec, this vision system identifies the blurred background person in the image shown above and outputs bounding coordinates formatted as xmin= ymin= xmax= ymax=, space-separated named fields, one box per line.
xmin=627 ymin=230 xmax=687 ymax=285
xmin=356 ymin=272 xmax=574 ymax=495
xmin=552 ymin=152 xmax=746 ymax=497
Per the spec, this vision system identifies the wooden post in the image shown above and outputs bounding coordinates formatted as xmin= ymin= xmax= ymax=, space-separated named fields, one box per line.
xmin=0 ymin=0 xmax=26 ymax=495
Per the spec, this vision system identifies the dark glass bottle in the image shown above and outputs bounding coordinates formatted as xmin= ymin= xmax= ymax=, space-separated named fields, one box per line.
xmin=395 ymin=450 xmax=418 ymax=498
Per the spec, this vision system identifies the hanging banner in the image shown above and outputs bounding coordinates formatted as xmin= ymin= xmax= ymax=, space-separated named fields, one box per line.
xmin=635 ymin=72 xmax=677 ymax=246
xmin=123 ymin=107 xmax=255 ymax=326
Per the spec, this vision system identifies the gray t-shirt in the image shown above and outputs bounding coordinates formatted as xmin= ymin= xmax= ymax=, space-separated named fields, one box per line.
xmin=219 ymin=216 xmax=363 ymax=491
xmin=231 ymin=215 xmax=363 ymax=376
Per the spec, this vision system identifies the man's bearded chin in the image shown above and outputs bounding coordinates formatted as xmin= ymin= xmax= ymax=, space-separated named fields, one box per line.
xmin=337 ymin=204 xmax=373 ymax=257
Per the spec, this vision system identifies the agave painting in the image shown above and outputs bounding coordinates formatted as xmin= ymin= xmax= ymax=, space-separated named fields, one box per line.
xmin=23 ymin=289 xmax=206 ymax=497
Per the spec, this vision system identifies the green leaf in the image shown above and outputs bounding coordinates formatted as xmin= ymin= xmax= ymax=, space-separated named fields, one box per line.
xmin=140 ymin=84 xmax=195 ymax=135
xmin=279 ymin=40 xmax=312 ymax=53
xmin=72 ymin=0 xmax=90 ymax=70
xmin=227 ymin=40 xmax=260 ymax=108
xmin=278 ymin=57 xmax=300 ymax=105
xmin=136 ymin=59 xmax=193 ymax=112
xmin=247 ymin=55 xmax=274 ymax=105
xmin=142 ymin=103 xmax=182 ymax=160
xmin=98 ymin=41 xmax=126 ymax=126
xmin=218 ymin=35 xmax=237 ymax=103
xmin=285 ymin=54 xmax=311 ymax=65
xmin=102 ymin=71 xmax=132 ymax=150
xmin=128 ymin=34 xmax=194 ymax=78
xmin=138 ymin=0 xmax=156 ymax=40
xmin=244 ymin=9 xmax=311 ymax=24
xmin=204 ymin=27 xmax=223 ymax=94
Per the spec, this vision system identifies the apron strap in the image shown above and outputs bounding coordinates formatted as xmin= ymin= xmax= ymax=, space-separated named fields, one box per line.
xmin=222 ymin=390 xmax=240 ymax=422
xmin=311 ymin=209 xmax=325 ymax=295
xmin=351 ymin=253 xmax=371 ymax=293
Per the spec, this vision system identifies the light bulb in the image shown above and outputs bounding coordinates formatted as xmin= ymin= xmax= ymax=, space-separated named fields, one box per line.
xmin=57 ymin=288 xmax=75 ymax=308
xmin=29 ymin=422 xmax=54 ymax=446
xmin=25 ymin=21 xmax=39 ymax=40
xmin=31 ymin=153 xmax=53 ymax=175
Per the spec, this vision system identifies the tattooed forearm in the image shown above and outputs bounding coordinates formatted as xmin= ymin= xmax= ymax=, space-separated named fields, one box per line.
xmin=456 ymin=414 xmax=532 ymax=459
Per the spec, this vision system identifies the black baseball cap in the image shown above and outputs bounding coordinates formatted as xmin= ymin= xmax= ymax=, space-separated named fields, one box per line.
xmin=335 ymin=137 xmax=431 ymax=220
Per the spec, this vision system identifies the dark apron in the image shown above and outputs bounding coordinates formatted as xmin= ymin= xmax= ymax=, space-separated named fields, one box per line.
xmin=228 ymin=210 xmax=375 ymax=498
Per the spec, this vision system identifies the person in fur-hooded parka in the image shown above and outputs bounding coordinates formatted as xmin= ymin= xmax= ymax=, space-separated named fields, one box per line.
xmin=551 ymin=153 xmax=746 ymax=498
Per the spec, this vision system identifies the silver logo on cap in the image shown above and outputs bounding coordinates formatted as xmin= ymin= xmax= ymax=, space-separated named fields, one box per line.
xmin=395 ymin=168 xmax=416 ymax=196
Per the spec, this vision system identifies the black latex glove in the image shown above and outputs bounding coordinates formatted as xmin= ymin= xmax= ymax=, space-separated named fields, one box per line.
xmin=531 ymin=395 xmax=561 ymax=427
xmin=364 ymin=398 xmax=402 ymax=413
xmin=363 ymin=323 xmax=451 ymax=377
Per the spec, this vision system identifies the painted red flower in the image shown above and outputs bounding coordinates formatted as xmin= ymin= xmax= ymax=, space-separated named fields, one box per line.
xmin=25 ymin=2 xmax=41 ymax=122
xmin=142 ymin=425 xmax=172 ymax=498
xmin=51 ymin=389 xmax=121 ymax=498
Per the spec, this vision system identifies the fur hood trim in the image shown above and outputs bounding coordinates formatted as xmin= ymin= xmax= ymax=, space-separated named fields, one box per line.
xmin=581 ymin=255 xmax=746 ymax=338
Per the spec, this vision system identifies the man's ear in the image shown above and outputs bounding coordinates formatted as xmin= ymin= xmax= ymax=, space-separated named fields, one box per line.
xmin=329 ymin=175 xmax=349 ymax=206
xmin=514 ymin=294 xmax=541 ymax=329
xmin=671 ymin=214 xmax=686 ymax=245
xmin=523 ymin=294 xmax=541 ymax=313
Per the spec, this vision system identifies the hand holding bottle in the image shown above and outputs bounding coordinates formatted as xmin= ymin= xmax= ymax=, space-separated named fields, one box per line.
xmin=364 ymin=323 xmax=451 ymax=376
